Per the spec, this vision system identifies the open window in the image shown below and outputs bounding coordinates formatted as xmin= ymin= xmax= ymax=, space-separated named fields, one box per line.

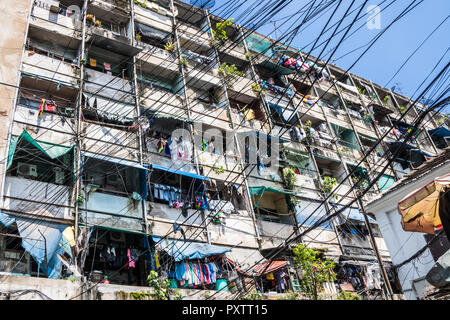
xmin=250 ymin=186 xmax=296 ymax=225
xmin=6 ymin=130 xmax=75 ymax=186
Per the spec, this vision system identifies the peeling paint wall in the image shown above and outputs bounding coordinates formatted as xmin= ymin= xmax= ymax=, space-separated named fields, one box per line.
xmin=0 ymin=0 xmax=32 ymax=200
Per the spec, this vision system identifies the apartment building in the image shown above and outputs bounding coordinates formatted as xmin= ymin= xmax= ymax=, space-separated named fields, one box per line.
xmin=0 ymin=0 xmax=448 ymax=299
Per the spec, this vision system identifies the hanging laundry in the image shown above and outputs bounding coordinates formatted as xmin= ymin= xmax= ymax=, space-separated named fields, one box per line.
xmin=157 ymin=138 xmax=166 ymax=153
xmin=104 ymin=62 xmax=111 ymax=71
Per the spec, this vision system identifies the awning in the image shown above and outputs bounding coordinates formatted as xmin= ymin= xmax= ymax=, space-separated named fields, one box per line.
xmin=249 ymin=186 xmax=296 ymax=196
xmin=256 ymin=60 xmax=295 ymax=75
xmin=82 ymin=151 xmax=147 ymax=170
xmin=7 ymin=130 xmax=74 ymax=169
xmin=150 ymin=164 xmax=210 ymax=181
xmin=151 ymin=236 xmax=230 ymax=261
xmin=0 ymin=212 xmax=71 ymax=279
xmin=268 ymin=103 xmax=297 ymax=122
xmin=341 ymin=206 xmax=377 ymax=224
xmin=377 ymin=174 xmax=395 ymax=191
xmin=398 ymin=173 xmax=450 ymax=234
xmin=251 ymin=260 xmax=289 ymax=276
xmin=135 ymin=22 xmax=171 ymax=41
xmin=429 ymin=127 xmax=450 ymax=138
xmin=296 ymin=199 xmax=333 ymax=230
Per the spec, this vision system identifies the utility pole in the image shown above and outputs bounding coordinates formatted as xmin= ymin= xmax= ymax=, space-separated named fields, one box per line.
xmin=357 ymin=195 xmax=394 ymax=300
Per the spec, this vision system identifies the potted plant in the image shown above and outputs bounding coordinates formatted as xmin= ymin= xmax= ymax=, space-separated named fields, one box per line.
xmin=135 ymin=33 xmax=142 ymax=42
xmin=86 ymin=14 xmax=94 ymax=24
xmin=281 ymin=167 xmax=297 ymax=190
xmin=164 ymin=40 xmax=176 ymax=52
xmin=179 ymin=57 xmax=188 ymax=69
xmin=217 ymin=62 xmax=244 ymax=88
xmin=212 ymin=18 xmax=234 ymax=42
xmin=94 ymin=20 xmax=102 ymax=28
xmin=251 ymin=83 xmax=264 ymax=96
xmin=320 ymin=176 xmax=338 ymax=199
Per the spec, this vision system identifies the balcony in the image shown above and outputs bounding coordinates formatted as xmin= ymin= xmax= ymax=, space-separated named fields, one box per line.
xmin=81 ymin=122 xmax=139 ymax=162
xmin=136 ymin=43 xmax=179 ymax=77
xmin=79 ymin=191 xmax=144 ymax=233
xmin=30 ymin=4 xmax=80 ymax=39
xmin=21 ymin=53 xmax=79 ymax=87
xmin=3 ymin=176 xmax=72 ymax=220
xmin=84 ymin=68 xmax=134 ymax=104
xmin=177 ymin=22 xmax=210 ymax=52
xmin=146 ymin=202 xmax=207 ymax=242
xmin=140 ymin=86 xmax=185 ymax=117
xmin=85 ymin=26 xmax=141 ymax=57
xmin=134 ymin=3 xmax=173 ymax=34
xmin=257 ymin=220 xmax=296 ymax=249
xmin=220 ymin=40 xmax=247 ymax=61
xmin=227 ymin=75 xmax=257 ymax=103
xmin=13 ymin=104 xmax=75 ymax=138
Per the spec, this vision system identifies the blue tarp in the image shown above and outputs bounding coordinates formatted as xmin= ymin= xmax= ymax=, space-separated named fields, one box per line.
xmin=332 ymin=205 xmax=377 ymax=224
xmin=152 ymin=236 xmax=231 ymax=261
xmin=83 ymin=151 xmax=147 ymax=170
xmin=429 ymin=127 xmax=450 ymax=138
xmin=295 ymin=200 xmax=333 ymax=230
xmin=0 ymin=212 xmax=71 ymax=279
xmin=150 ymin=164 xmax=210 ymax=181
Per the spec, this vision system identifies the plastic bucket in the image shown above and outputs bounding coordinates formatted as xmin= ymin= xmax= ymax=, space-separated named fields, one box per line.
xmin=215 ymin=279 xmax=229 ymax=291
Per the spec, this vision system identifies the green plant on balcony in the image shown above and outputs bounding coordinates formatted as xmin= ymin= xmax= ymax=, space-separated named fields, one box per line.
xmin=134 ymin=0 xmax=149 ymax=9
xmin=239 ymin=290 xmax=263 ymax=300
xmin=382 ymin=95 xmax=391 ymax=107
xmin=338 ymin=291 xmax=361 ymax=300
xmin=281 ymin=167 xmax=297 ymax=190
xmin=217 ymin=62 xmax=244 ymax=88
xmin=320 ymin=176 xmax=338 ymax=199
xmin=179 ymin=57 xmax=188 ymax=69
xmin=76 ymin=194 xmax=85 ymax=206
xmin=146 ymin=271 xmax=170 ymax=300
xmin=337 ymin=146 xmax=351 ymax=156
xmin=212 ymin=164 xmax=225 ymax=175
xmin=398 ymin=105 xmax=406 ymax=115
xmin=352 ymin=176 xmax=369 ymax=189
xmin=86 ymin=14 xmax=94 ymax=23
xmin=251 ymin=83 xmax=264 ymax=96
xmin=301 ymin=120 xmax=314 ymax=144
xmin=164 ymin=40 xmax=176 ymax=52
xmin=244 ymin=51 xmax=253 ymax=60
xmin=135 ymin=33 xmax=142 ymax=42
xmin=94 ymin=20 xmax=102 ymax=27
xmin=212 ymin=18 xmax=234 ymax=41
xmin=356 ymin=87 xmax=366 ymax=96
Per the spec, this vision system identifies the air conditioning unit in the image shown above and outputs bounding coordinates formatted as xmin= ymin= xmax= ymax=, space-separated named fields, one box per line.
xmin=54 ymin=167 xmax=65 ymax=184
xmin=110 ymin=231 xmax=126 ymax=243
xmin=17 ymin=163 xmax=38 ymax=177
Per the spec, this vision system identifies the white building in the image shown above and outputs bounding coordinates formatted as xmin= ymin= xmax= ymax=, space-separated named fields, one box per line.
xmin=366 ymin=147 xmax=450 ymax=299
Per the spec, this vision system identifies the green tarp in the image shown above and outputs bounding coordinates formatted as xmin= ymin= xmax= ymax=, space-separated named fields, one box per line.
xmin=377 ymin=174 xmax=395 ymax=191
xmin=7 ymin=130 xmax=74 ymax=170
xmin=249 ymin=186 xmax=296 ymax=196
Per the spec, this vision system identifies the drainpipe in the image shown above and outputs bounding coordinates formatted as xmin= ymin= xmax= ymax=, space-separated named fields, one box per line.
xmin=368 ymin=81 xmax=400 ymax=180
xmin=347 ymin=74 xmax=398 ymax=180
xmin=326 ymin=66 xmax=378 ymax=193
xmin=170 ymin=0 xmax=210 ymax=244
xmin=204 ymin=10 xmax=260 ymax=242
xmin=73 ymin=0 xmax=88 ymax=271
xmin=237 ymin=27 xmax=274 ymax=132
xmin=130 ymin=0 xmax=149 ymax=235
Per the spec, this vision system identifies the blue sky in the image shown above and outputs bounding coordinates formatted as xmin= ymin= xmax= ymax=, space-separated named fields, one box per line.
xmin=208 ymin=0 xmax=450 ymax=112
